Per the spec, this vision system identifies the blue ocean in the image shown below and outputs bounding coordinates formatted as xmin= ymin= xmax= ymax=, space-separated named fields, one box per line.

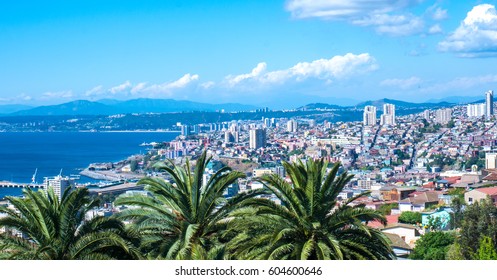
xmin=0 ymin=132 xmax=179 ymax=198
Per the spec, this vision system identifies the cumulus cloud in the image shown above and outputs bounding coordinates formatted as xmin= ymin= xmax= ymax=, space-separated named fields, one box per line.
xmin=439 ymin=4 xmax=497 ymax=57
xmin=352 ymin=13 xmax=424 ymax=36
xmin=109 ymin=81 xmax=132 ymax=94
xmin=141 ymin=74 xmax=199 ymax=94
xmin=225 ymin=53 xmax=377 ymax=87
xmin=200 ymin=81 xmax=215 ymax=89
xmin=84 ymin=85 xmax=104 ymax=97
xmin=428 ymin=24 xmax=443 ymax=34
xmin=380 ymin=76 xmax=422 ymax=90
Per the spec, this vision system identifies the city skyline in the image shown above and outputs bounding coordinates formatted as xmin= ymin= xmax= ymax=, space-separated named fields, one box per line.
xmin=2 ymin=1 xmax=497 ymax=108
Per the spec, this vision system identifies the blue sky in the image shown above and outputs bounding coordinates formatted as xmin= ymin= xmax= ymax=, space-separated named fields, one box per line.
xmin=1 ymin=0 xmax=497 ymax=108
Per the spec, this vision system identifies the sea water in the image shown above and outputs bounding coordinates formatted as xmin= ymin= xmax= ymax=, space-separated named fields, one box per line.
xmin=0 ymin=131 xmax=179 ymax=198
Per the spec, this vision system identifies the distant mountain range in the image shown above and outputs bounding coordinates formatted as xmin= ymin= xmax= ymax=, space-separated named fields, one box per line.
xmin=299 ymin=98 xmax=456 ymax=111
xmin=9 ymin=98 xmax=259 ymax=116
xmin=356 ymin=98 xmax=454 ymax=109
xmin=0 ymin=95 xmax=486 ymax=116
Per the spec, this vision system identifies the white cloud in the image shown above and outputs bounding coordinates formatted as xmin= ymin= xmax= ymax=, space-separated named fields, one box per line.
xmin=141 ymin=74 xmax=199 ymax=94
xmin=432 ymin=7 xmax=448 ymax=20
xmin=285 ymin=0 xmax=422 ymax=20
xmin=85 ymin=85 xmax=104 ymax=97
xmin=200 ymin=81 xmax=215 ymax=89
xmin=353 ymin=13 xmax=424 ymax=36
xmin=380 ymin=76 xmax=422 ymax=90
xmin=428 ymin=24 xmax=443 ymax=34
xmin=422 ymin=74 xmax=497 ymax=93
xmin=439 ymin=4 xmax=497 ymax=57
xmin=130 ymin=82 xmax=147 ymax=94
xmin=109 ymin=81 xmax=132 ymax=94
xmin=227 ymin=62 xmax=267 ymax=86
xmin=225 ymin=53 xmax=377 ymax=87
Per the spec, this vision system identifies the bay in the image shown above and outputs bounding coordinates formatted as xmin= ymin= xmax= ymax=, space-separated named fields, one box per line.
xmin=0 ymin=131 xmax=179 ymax=198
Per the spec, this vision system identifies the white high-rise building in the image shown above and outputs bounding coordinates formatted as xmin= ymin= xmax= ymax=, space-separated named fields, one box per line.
xmin=44 ymin=175 xmax=75 ymax=200
xmin=486 ymin=90 xmax=494 ymax=119
xmin=435 ymin=108 xmax=452 ymax=124
xmin=380 ymin=104 xmax=395 ymax=125
xmin=249 ymin=129 xmax=266 ymax=149
xmin=467 ymin=103 xmax=486 ymax=118
xmin=287 ymin=120 xmax=298 ymax=133
xmin=363 ymin=106 xmax=377 ymax=126
xmin=422 ymin=110 xmax=430 ymax=120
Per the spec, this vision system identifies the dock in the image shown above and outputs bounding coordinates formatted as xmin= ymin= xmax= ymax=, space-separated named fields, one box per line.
xmin=0 ymin=181 xmax=44 ymax=189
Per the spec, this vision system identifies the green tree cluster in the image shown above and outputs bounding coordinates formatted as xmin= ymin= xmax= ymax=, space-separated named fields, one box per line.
xmin=398 ymin=211 xmax=422 ymax=225
xmin=410 ymin=231 xmax=455 ymax=260
xmin=448 ymin=198 xmax=497 ymax=260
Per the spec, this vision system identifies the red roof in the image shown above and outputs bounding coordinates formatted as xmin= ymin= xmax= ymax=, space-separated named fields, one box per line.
xmin=368 ymin=214 xmax=399 ymax=229
xmin=476 ymin=187 xmax=497 ymax=196
xmin=422 ymin=182 xmax=435 ymax=189
xmin=444 ymin=177 xmax=461 ymax=184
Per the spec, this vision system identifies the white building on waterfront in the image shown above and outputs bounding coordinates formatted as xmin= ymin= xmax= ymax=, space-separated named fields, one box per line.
xmin=44 ymin=175 xmax=75 ymax=200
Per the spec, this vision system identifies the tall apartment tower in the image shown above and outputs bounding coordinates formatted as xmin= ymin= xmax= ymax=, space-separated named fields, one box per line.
xmin=287 ymin=119 xmax=298 ymax=133
xmin=44 ymin=175 xmax=75 ymax=200
xmin=467 ymin=103 xmax=486 ymax=118
xmin=363 ymin=106 xmax=377 ymax=126
xmin=380 ymin=104 xmax=396 ymax=125
xmin=249 ymin=128 xmax=266 ymax=149
xmin=435 ymin=108 xmax=452 ymax=124
xmin=486 ymin=90 xmax=494 ymax=119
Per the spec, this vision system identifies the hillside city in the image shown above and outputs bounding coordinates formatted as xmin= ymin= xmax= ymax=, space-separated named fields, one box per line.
xmin=2 ymin=91 xmax=497 ymax=260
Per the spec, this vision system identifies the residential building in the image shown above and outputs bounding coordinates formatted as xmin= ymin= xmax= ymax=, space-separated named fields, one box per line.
xmin=486 ymin=90 xmax=494 ymax=119
xmin=287 ymin=119 xmax=298 ymax=133
xmin=435 ymin=108 xmax=452 ymax=124
xmin=44 ymin=175 xmax=75 ymax=200
xmin=380 ymin=104 xmax=395 ymax=125
xmin=249 ymin=128 xmax=266 ymax=149
xmin=467 ymin=103 xmax=486 ymax=118
xmin=486 ymin=153 xmax=497 ymax=169
xmin=363 ymin=106 xmax=377 ymax=126
xmin=465 ymin=187 xmax=497 ymax=205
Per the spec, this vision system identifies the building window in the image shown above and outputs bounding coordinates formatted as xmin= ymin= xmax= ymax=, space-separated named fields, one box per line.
xmin=469 ymin=198 xmax=473 ymax=203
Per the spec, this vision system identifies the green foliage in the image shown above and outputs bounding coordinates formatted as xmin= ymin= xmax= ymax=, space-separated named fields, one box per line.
xmin=398 ymin=211 xmax=422 ymax=225
xmin=115 ymin=151 xmax=262 ymax=260
xmin=410 ymin=231 xmax=455 ymax=260
xmin=477 ymin=236 xmax=497 ymax=260
xmin=427 ymin=216 xmax=443 ymax=231
xmin=446 ymin=242 xmax=464 ymax=260
xmin=130 ymin=160 xmax=138 ymax=172
xmin=457 ymin=198 xmax=497 ymax=259
xmin=226 ymin=159 xmax=394 ymax=260
xmin=0 ymin=187 xmax=140 ymax=260
xmin=378 ymin=203 xmax=398 ymax=216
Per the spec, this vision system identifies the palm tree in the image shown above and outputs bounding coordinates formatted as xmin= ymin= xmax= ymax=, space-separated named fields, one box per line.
xmin=115 ymin=151 xmax=263 ymax=259
xmin=226 ymin=158 xmax=395 ymax=260
xmin=0 ymin=187 xmax=140 ymax=260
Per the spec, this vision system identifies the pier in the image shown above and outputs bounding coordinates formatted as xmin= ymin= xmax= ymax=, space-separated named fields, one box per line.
xmin=0 ymin=181 xmax=44 ymax=189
